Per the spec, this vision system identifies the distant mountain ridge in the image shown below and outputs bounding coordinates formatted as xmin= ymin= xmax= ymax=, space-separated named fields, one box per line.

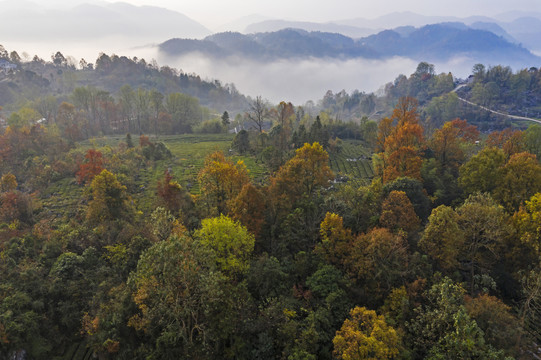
xmin=243 ymin=11 xmax=541 ymax=52
xmin=159 ymin=23 xmax=540 ymax=68
xmin=0 ymin=1 xmax=211 ymax=41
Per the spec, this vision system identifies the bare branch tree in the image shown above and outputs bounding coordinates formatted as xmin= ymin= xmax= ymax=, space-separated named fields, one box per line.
xmin=246 ymin=96 xmax=268 ymax=132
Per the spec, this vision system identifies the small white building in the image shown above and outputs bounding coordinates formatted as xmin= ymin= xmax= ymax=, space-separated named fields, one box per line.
xmin=0 ymin=59 xmax=17 ymax=74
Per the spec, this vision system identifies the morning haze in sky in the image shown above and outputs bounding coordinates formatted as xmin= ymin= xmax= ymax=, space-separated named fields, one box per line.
xmin=42 ymin=0 xmax=541 ymax=27
xmin=2 ymin=0 xmax=541 ymax=103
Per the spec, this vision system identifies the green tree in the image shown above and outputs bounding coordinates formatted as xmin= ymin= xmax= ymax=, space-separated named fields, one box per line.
xmin=419 ymin=205 xmax=465 ymax=272
xmin=149 ymin=89 xmax=164 ymax=136
xmin=221 ymin=111 xmax=230 ymax=126
xmin=408 ymin=278 xmax=504 ymax=359
xmin=523 ymin=124 xmax=541 ymax=158
xmin=457 ymin=193 xmax=510 ymax=294
xmin=231 ymin=129 xmax=251 ymax=154
xmin=129 ymin=236 xmax=228 ymax=358
xmin=459 ymin=147 xmax=506 ymax=196
xmin=493 ymin=152 xmax=541 ymax=212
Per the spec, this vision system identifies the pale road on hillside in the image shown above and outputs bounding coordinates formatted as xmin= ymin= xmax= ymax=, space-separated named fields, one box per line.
xmin=452 ymin=83 xmax=541 ymax=125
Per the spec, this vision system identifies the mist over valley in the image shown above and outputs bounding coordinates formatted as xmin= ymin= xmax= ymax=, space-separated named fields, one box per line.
xmin=2 ymin=1 xmax=541 ymax=105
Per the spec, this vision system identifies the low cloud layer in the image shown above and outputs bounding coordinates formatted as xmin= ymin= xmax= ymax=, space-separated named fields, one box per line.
xmin=158 ymin=52 xmax=478 ymax=105
xmin=158 ymin=52 xmax=417 ymax=104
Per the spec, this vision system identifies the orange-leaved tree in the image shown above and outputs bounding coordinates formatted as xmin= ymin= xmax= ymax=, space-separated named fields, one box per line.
xmin=376 ymin=97 xmax=425 ymax=183
xmin=76 ymin=149 xmax=104 ymax=185
xmin=379 ymin=190 xmax=421 ymax=234
xmin=228 ymin=183 xmax=266 ymax=239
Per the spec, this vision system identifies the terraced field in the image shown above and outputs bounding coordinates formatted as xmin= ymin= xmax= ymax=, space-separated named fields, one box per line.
xmin=41 ymin=134 xmax=269 ymax=218
xmin=329 ymin=140 xmax=374 ymax=179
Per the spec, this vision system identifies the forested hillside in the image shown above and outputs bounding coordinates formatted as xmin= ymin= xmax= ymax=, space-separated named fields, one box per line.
xmin=316 ymin=62 xmax=541 ymax=132
xmin=1 ymin=43 xmax=541 ymax=359
xmin=0 ymin=45 xmax=247 ymax=118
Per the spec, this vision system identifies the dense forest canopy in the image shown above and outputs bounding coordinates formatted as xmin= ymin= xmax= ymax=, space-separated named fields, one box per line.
xmin=1 ymin=43 xmax=541 ymax=359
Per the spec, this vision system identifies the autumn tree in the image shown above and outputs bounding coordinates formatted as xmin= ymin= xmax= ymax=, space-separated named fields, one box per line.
xmin=429 ymin=119 xmax=477 ymax=172
xmin=0 ymin=173 xmax=17 ymax=192
xmin=197 ymin=151 xmax=250 ymax=216
xmin=377 ymin=97 xmax=425 ymax=183
xmin=269 ymin=142 xmax=333 ymax=204
xmin=56 ymin=101 xmax=83 ymax=141
xmin=512 ymin=192 xmax=541 ymax=262
xmin=315 ymin=212 xmax=355 ymax=267
xmin=157 ymin=170 xmax=188 ymax=214
xmin=0 ymin=190 xmax=32 ymax=225
xmin=273 ymin=101 xmax=294 ymax=127
xmin=86 ymin=169 xmax=134 ymax=225
xmin=383 ymin=177 xmax=431 ymax=220
xmin=333 ymin=306 xmax=401 ymax=360
xmin=156 ymin=170 xmax=196 ymax=228
xmin=449 ymin=118 xmax=480 ymax=143
xmin=228 ymin=183 xmax=266 ymax=239
xmin=465 ymin=294 xmax=522 ymax=357
xmin=379 ymin=190 xmax=420 ymax=234
xmin=376 ymin=117 xmax=393 ymax=153
xmin=76 ymin=149 xmax=104 ymax=185
xmin=486 ymin=128 xmax=525 ymax=157
xmin=352 ymin=228 xmax=409 ymax=297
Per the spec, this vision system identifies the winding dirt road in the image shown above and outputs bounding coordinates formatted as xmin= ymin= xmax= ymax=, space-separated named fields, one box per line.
xmin=452 ymin=83 xmax=541 ymax=125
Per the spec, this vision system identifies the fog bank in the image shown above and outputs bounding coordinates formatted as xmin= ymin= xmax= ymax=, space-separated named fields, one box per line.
xmin=3 ymin=40 xmax=480 ymax=105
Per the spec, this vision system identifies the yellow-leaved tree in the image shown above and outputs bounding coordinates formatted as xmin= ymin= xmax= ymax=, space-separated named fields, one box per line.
xmin=333 ymin=306 xmax=401 ymax=360
xmin=198 ymin=151 xmax=249 ymax=216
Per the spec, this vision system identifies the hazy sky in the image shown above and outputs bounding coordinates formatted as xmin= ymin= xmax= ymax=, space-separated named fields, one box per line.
xmin=46 ymin=0 xmax=541 ymax=28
